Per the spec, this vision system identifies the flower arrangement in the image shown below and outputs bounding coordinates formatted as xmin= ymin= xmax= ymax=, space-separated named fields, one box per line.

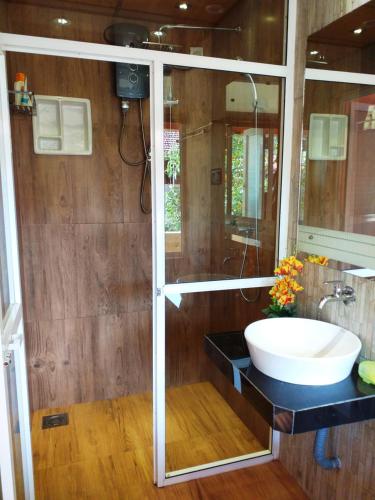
xmin=306 ymin=254 xmax=329 ymax=266
xmin=262 ymin=256 xmax=304 ymax=318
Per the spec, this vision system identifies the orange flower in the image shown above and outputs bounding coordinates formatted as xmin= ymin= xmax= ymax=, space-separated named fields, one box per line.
xmin=274 ymin=256 xmax=304 ymax=276
xmin=306 ymin=254 xmax=329 ymax=266
xmin=269 ymin=255 xmax=304 ymax=309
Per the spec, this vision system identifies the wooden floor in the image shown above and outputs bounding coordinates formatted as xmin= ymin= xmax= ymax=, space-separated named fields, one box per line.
xmin=32 ymin=382 xmax=308 ymax=499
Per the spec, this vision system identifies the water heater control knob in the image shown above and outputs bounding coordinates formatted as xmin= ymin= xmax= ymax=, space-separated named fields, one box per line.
xmin=129 ymin=73 xmax=139 ymax=84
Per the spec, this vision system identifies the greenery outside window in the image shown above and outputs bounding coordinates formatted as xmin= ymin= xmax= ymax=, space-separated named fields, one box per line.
xmin=164 ymin=127 xmax=182 ymax=253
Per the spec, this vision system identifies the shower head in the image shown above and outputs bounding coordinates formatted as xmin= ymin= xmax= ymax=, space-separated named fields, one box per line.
xmin=104 ymin=22 xmax=149 ymax=48
xmin=154 ymin=24 xmax=241 ymax=37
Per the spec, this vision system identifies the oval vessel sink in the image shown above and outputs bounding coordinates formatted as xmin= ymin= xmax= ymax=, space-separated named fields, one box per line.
xmin=244 ymin=318 xmax=361 ymax=385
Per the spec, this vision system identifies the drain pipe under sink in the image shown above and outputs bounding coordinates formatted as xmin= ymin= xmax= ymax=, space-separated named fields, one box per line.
xmin=314 ymin=428 xmax=341 ymax=469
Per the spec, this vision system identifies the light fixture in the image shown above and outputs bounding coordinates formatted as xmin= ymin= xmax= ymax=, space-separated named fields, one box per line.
xmin=153 ymin=30 xmax=165 ymax=37
xmin=54 ymin=17 xmax=70 ymax=25
xmin=205 ymin=4 xmax=224 ymax=15
xmin=309 ymin=50 xmax=319 ymax=55
xmin=178 ymin=2 xmax=189 ymax=10
xmin=353 ymin=27 xmax=363 ymax=34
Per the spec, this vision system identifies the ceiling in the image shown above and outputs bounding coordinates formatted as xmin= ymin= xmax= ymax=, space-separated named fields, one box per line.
xmin=6 ymin=0 xmax=241 ymax=25
xmin=309 ymin=0 xmax=375 ymax=48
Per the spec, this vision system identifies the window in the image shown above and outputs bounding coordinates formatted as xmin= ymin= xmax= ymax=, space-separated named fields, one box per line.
xmin=164 ymin=127 xmax=182 ymax=253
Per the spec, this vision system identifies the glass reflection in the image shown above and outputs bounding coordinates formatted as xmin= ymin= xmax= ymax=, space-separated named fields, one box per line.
xmin=163 ymin=68 xmax=283 ymax=284
xmin=2 ymin=0 xmax=286 ymax=65
xmin=306 ymin=3 xmax=375 ymax=74
xmin=165 ymin=289 xmax=272 ymax=476
xmin=300 ymin=80 xmax=375 ymax=236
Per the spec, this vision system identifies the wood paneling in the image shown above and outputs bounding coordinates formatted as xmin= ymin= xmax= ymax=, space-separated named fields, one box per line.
xmin=284 ymin=2 xmax=375 ymax=498
xmin=5 ymin=0 xmax=285 ymax=64
xmin=279 ymin=262 xmax=375 ymax=497
xmin=20 ymin=222 xmax=152 ymax=323
xmin=32 ymin=385 xmax=306 ymax=499
xmin=307 ymin=0 xmax=370 ymax=35
xmin=214 ymin=0 xmax=285 ymax=65
xmin=26 ymin=311 xmax=152 ymax=409
xmin=6 ymin=0 xmax=239 ymax=26
xmin=0 ymin=0 xmax=8 ymax=30
xmin=281 ymin=417 xmax=375 ymax=499
xmin=7 ymin=51 xmax=153 ymax=410
xmin=309 ymin=1 xmax=375 ymax=48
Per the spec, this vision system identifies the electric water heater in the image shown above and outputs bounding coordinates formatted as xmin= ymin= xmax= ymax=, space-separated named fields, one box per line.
xmin=104 ymin=22 xmax=150 ymax=99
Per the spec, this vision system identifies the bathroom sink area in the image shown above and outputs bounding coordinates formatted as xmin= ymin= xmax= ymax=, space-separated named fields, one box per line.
xmin=205 ymin=330 xmax=375 ymax=434
xmin=244 ymin=318 xmax=362 ymax=386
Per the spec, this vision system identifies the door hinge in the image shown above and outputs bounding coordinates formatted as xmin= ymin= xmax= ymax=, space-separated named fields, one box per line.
xmin=156 ymin=287 xmax=162 ymax=296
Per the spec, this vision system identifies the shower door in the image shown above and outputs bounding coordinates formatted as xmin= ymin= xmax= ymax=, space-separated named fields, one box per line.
xmin=0 ymin=53 xmax=34 ymax=500
xmin=152 ymin=61 xmax=287 ymax=485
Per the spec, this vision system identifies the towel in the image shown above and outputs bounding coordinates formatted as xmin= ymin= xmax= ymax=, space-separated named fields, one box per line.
xmin=358 ymin=360 xmax=375 ymax=385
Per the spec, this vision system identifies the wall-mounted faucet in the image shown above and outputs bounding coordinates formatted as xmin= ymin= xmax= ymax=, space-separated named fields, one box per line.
xmin=318 ymin=280 xmax=356 ymax=310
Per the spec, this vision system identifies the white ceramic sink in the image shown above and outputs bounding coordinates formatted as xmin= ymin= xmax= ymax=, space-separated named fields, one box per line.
xmin=244 ymin=318 xmax=361 ymax=385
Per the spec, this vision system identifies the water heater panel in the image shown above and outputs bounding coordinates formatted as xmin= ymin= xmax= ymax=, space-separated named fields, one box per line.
xmin=116 ymin=63 xmax=149 ymax=99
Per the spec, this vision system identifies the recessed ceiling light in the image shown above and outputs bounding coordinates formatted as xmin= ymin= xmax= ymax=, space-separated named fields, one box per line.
xmin=54 ymin=17 xmax=70 ymax=25
xmin=178 ymin=2 xmax=189 ymax=10
xmin=205 ymin=4 xmax=224 ymax=15
xmin=309 ymin=50 xmax=319 ymax=55
xmin=353 ymin=27 xmax=363 ymax=34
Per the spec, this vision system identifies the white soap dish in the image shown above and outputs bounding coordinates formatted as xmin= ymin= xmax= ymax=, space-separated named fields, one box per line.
xmin=32 ymin=95 xmax=92 ymax=155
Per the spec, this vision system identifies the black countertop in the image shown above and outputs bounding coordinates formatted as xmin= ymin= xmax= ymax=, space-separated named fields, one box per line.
xmin=205 ymin=331 xmax=375 ymax=434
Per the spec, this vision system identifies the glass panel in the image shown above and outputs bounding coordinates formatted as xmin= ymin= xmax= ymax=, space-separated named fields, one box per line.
xmin=164 ymin=67 xmax=283 ymax=283
xmin=165 ymin=289 xmax=272 ymax=477
xmin=2 ymin=0 xmax=286 ymax=65
xmin=0 ymin=182 xmax=10 ymax=318
xmin=6 ymin=50 xmax=155 ymax=496
xmin=300 ymin=80 xmax=375 ymax=236
xmin=306 ymin=3 xmax=375 ymax=74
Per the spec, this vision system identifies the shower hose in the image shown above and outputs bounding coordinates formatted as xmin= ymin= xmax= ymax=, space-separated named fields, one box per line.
xmin=119 ymin=98 xmax=151 ymax=214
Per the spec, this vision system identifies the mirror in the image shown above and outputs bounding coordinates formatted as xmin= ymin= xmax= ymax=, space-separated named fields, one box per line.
xmin=297 ymin=2 xmax=375 ymax=274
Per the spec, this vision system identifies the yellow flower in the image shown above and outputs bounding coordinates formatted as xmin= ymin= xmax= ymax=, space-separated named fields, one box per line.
xmin=306 ymin=254 xmax=329 ymax=266
xmin=274 ymin=256 xmax=304 ymax=276
xmin=269 ymin=256 xmax=304 ymax=309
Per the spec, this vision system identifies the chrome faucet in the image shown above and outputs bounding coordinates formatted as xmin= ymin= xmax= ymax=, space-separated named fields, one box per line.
xmin=318 ymin=280 xmax=356 ymax=310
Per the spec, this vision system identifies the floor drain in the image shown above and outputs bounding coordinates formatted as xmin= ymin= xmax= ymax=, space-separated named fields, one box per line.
xmin=42 ymin=413 xmax=69 ymax=429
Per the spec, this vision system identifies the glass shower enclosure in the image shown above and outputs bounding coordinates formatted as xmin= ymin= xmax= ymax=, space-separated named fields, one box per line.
xmin=0 ymin=0 xmax=296 ymax=491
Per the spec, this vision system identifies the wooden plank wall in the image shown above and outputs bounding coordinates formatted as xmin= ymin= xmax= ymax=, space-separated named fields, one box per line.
xmin=6 ymin=0 xmax=222 ymax=411
xmin=0 ymin=1 xmax=7 ymax=30
xmin=282 ymin=1 xmax=375 ymax=498
xmin=6 ymin=0 xmax=286 ymax=424
xmin=280 ymin=262 xmax=375 ymax=499
xmin=8 ymin=53 xmax=154 ymax=410
xmin=308 ymin=0 xmax=370 ymax=35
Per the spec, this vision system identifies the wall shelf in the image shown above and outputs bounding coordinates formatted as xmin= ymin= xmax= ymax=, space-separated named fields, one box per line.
xmin=308 ymin=113 xmax=348 ymax=161
xmin=32 ymin=95 xmax=92 ymax=155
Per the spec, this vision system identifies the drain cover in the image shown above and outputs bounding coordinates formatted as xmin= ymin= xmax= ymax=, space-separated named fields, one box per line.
xmin=42 ymin=413 xmax=69 ymax=429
